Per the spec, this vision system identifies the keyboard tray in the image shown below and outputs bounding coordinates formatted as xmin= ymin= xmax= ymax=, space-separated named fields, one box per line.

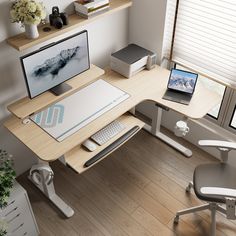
xmin=64 ymin=113 xmax=144 ymax=174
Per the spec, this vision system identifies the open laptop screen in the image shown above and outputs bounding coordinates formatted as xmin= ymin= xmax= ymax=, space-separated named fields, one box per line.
xmin=167 ymin=69 xmax=198 ymax=94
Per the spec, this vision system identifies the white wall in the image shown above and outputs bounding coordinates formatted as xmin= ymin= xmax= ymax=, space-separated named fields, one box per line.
xmin=129 ymin=0 xmax=167 ymax=65
xmin=0 ymin=0 xmax=129 ymax=175
xmin=129 ymin=0 xmax=168 ymax=117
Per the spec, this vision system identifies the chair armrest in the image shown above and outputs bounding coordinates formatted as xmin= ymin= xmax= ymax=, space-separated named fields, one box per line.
xmin=198 ymin=140 xmax=236 ymax=151
xmin=201 ymin=187 xmax=236 ymax=198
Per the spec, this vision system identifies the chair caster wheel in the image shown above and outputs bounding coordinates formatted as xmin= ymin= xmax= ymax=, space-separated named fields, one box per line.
xmin=186 ymin=186 xmax=191 ymax=193
xmin=174 ymin=216 xmax=179 ymax=224
xmin=186 ymin=183 xmax=192 ymax=193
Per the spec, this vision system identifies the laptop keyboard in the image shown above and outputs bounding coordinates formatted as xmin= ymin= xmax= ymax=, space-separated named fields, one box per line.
xmin=163 ymin=90 xmax=192 ymax=105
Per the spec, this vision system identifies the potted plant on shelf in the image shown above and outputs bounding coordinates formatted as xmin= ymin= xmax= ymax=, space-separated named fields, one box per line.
xmin=0 ymin=149 xmax=16 ymax=236
xmin=10 ymin=0 xmax=46 ymax=39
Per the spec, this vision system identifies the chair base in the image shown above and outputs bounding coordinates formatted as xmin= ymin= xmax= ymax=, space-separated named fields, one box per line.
xmin=174 ymin=182 xmax=227 ymax=236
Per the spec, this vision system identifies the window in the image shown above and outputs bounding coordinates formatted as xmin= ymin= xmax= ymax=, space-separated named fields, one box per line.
xmin=163 ymin=0 xmax=236 ymax=132
xmin=200 ymin=79 xmax=225 ymax=119
xmin=230 ymin=106 xmax=236 ymax=129
xmin=222 ymin=92 xmax=236 ymax=133
xmin=163 ymin=0 xmax=236 ymax=87
xmin=176 ymin=64 xmax=226 ymax=120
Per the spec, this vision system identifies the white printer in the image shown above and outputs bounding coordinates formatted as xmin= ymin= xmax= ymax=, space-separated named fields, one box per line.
xmin=110 ymin=44 xmax=157 ymax=78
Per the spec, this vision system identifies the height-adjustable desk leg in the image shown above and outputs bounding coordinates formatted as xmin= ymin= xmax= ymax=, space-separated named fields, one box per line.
xmin=29 ymin=160 xmax=74 ymax=218
xmin=143 ymin=106 xmax=192 ymax=157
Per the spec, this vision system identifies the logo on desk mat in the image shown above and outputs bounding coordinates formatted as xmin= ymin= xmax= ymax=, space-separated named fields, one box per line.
xmin=33 ymin=104 xmax=64 ymax=128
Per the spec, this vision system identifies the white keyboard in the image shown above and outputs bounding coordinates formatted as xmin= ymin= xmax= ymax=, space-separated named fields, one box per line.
xmin=91 ymin=120 xmax=126 ymax=145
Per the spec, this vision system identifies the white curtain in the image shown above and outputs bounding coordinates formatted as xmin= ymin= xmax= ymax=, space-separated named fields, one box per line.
xmin=163 ymin=0 xmax=236 ymax=87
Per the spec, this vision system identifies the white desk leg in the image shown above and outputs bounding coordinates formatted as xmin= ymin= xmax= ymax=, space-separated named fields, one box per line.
xmin=143 ymin=106 xmax=192 ymax=157
xmin=29 ymin=160 xmax=74 ymax=218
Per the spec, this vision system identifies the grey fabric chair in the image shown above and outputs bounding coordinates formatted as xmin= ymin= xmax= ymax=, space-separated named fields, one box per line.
xmin=174 ymin=140 xmax=236 ymax=236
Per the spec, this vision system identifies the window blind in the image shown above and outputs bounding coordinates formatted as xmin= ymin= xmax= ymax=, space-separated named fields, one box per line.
xmin=163 ymin=0 xmax=236 ymax=87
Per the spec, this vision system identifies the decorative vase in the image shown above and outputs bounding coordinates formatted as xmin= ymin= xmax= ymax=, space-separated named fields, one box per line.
xmin=24 ymin=24 xmax=39 ymax=39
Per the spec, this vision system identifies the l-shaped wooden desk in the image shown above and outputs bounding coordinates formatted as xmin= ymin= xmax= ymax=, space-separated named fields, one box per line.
xmin=4 ymin=64 xmax=221 ymax=217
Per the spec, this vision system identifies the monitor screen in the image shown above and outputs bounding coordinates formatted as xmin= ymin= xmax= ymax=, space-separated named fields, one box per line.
xmin=21 ymin=30 xmax=90 ymax=98
xmin=167 ymin=69 xmax=198 ymax=94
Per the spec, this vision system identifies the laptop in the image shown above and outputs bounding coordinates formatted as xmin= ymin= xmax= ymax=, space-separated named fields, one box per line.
xmin=162 ymin=68 xmax=198 ymax=105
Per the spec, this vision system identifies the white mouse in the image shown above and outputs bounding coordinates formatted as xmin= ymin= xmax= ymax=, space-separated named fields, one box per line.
xmin=22 ymin=118 xmax=31 ymax=125
xmin=82 ymin=139 xmax=97 ymax=152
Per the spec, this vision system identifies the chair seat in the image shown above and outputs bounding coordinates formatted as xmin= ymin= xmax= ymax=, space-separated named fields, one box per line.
xmin=194 ymin=163 xmax=236 ymax=203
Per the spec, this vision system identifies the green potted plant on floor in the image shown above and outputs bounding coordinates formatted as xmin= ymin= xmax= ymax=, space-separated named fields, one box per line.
xmin=0 ymin=149 xmax=16 ymax=236
xmin=0 ymin=220 xmax=7 ymax=236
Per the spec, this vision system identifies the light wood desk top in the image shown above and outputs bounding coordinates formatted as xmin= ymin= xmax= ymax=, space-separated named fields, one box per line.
xmin=103 ymin=67 xmax=219 ymax=119
xmin=4 ymin=65 xmax=221 ymax=162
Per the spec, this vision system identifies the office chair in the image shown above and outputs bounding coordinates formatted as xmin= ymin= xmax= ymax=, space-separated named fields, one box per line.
xmin=174 ymin=140 xmax=236 ymax=236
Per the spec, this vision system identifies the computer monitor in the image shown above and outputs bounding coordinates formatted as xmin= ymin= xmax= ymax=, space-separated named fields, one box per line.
xmin=21 ymin=30 xmax=90 ymax=99
xmin=167 ymin=68 xmax=198 ymax=94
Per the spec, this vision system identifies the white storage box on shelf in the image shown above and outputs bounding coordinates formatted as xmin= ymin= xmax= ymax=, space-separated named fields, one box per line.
xmin=0 ymin=181 xmax=39 ymax=236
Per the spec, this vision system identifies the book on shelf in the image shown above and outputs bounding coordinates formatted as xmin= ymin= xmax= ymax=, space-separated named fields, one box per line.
xmin=74 ymin=0 xmax=110 ymax=18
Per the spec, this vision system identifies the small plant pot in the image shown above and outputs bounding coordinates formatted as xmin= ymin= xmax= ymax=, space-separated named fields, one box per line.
xmin=25 ymin=24 xmax=39 ymax=39
xmin=0 ymin=217 xmax=7 ymax=236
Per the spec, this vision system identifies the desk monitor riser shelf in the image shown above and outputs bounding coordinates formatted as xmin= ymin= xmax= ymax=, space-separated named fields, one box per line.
xmin=4 ymin=64 xmax=221 ymax=218
xmin=7 ymin=64 xmax=105 ymax=119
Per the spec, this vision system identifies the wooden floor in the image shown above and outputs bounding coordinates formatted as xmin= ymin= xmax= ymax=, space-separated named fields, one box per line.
xmin=18 ymin=129 xmax=236 ymax=236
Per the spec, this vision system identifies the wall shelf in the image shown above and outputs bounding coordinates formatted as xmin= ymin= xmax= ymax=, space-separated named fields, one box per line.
xmin=6 ymin=0 xmax=132 ymax=51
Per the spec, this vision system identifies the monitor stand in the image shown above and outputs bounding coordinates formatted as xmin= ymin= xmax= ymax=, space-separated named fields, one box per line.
xmin=50 ymin=83 xmax=72 ymax=96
